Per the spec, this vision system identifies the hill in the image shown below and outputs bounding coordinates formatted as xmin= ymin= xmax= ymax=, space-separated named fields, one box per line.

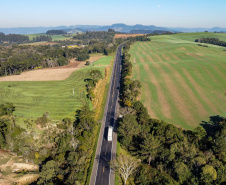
xmin=1 ymin=24 xmax=226 ymax=34
xmin=129 ymin=32 xmax=226 ymax=129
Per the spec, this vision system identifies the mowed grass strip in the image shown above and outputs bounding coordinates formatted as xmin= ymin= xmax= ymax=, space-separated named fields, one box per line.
xmin=0 ymin=57 xmax=112 ymax=120
xmin=130 ymin=35 xmax=226 ymax=129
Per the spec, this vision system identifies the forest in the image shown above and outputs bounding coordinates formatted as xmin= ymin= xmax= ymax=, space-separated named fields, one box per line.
xmin=0 ymin=32 xmax=52 ymax=44
xmin=118 ymin=40 xmax=226 ymax=185
xmin=0 ymin=32 xmax=29 ymax=44
xmin=46 ymin=30 xmax=67 ymax=35
xmin=0 ymin=45 xmax=69 ymax=76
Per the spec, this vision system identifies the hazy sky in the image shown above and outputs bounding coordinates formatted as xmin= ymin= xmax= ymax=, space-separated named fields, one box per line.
xmin=0 ymin=0 xmax=226 ymax=28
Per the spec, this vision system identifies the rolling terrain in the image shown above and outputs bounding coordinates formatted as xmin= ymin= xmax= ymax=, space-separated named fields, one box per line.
xmin=130 ymin=33 xmax=226 ymax=129
xmin=0 ymin=56 xmax=113 ymax=120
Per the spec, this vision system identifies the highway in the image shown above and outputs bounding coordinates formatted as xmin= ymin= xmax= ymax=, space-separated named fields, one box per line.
xmin=90 ymin=43 xmax=124 ymax=185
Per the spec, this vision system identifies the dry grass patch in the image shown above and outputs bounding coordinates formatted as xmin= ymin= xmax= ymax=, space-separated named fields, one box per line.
xmin=114 ymin=34 xmax=145 ymax=39
xmin=0 ymin=150 xmax=39 ymax=185
xmin=186 ymin=53 xmax=204 ymax=57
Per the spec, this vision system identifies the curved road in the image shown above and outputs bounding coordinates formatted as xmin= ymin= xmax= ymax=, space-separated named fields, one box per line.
xmin=89 ymin=43 xmax=124 ymax=185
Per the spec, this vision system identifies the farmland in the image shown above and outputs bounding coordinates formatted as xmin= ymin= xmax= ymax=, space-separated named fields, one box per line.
xmin=27 ymin=33 xmax=72 ymax=41
xmin=114 ymin=34 xmax=145 ymax=39
xmin=0 ymin=56 xmax=113 ymax=120
xmin=130 ymin=33 xmax=226 ymax=129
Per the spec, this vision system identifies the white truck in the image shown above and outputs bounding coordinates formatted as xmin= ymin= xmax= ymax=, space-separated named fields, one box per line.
xmin=107 ymin=126 xmax=113 ymax=141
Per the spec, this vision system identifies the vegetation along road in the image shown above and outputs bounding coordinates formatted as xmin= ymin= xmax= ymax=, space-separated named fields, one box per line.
xmin=90 ymin=43 xmax=124 ymax=185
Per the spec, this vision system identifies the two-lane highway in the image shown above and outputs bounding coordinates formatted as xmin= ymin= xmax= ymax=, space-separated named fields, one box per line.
xmin=90 ymin=43 xmax=124 ymax=185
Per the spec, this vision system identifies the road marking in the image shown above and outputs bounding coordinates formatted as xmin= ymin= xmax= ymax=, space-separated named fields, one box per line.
xmin=92 ymin=44 xmax=124 ymax=185
xmin=105 ymin=151 xmax=106 ymax=155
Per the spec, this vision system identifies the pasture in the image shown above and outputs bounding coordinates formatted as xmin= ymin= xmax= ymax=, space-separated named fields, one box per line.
xmin=27 ymin=33 xmax=72 ymax=41
xmin=130 ymin=33 xmax=226 ymax=129
xmin=0 ymin=56 xmax=113 ymax=120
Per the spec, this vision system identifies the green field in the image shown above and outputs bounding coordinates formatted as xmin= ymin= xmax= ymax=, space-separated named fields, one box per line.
xmin=0 ymin=56 xmax=112 ymax=120
xmin=27 ymin=34 xmax=72 ymax=41
xmin=92 ymin=56 xmax=112 ymax=66
xmin=130 ymin=33 xmax=226 ymax=129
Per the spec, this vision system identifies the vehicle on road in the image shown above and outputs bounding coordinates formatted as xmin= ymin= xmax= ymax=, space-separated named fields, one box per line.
xmin=107 ymin=126 xmax=113 ymax=141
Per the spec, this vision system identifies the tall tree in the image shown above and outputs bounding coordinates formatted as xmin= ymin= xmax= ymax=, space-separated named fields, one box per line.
xmin=140 ymin=133 xmax=161 ymax=165
xmin=110 ymin=154 xmax=140 ymax=185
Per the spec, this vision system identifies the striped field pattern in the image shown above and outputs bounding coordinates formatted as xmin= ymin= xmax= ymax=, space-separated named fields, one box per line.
xmin=0 ymin=56 xmax=112 ymax=120
xmin=130 ymin=34 xmax=226 ymax=129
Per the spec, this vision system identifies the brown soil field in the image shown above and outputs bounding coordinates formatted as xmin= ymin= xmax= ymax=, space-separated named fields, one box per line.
xmin=0 ymin=56 xmax=102 ymax=82
xmin=0 ymin=150 xmax=39 ymax=185
xmin=114 ymin=34 xmax=145 ymax=39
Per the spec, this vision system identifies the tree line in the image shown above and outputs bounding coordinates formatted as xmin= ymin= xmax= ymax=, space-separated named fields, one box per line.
xmin=32 ymin=35 xmax=52 ymax=42
xmin=0 ymin=32 xmax=29 ymax=44
xmin=0 ymin=45 xmax=70 ymax=76
xmin=195 ymin=38 xmax=226 ymax=47
xmin=73 ymin=29 xmax=116 ymax=44
xmin=117 ymin=40 xmax=226 ymax=185
xmin=46 ymin=30 xmax=67 ymax=35
xmin=0 ymin=32 xmax=53 ymax=44
xmin=0 ymin=44 xmax=93 ymax=76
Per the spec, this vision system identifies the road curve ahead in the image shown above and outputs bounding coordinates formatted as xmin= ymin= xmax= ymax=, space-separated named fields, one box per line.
xmin=90 ymin=44 xmax=124 ymax=185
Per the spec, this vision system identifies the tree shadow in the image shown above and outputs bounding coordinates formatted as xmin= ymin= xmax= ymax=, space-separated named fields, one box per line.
xmin=200 ymin=115 xmax=225 ymax=136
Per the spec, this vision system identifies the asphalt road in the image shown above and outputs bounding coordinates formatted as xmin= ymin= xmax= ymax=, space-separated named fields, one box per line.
xmin=94 ymin=44 xmax=124 ymax=185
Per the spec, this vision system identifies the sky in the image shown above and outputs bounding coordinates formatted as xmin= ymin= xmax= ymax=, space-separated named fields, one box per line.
xmin=0 ymin=0 xmax=226 ymax=28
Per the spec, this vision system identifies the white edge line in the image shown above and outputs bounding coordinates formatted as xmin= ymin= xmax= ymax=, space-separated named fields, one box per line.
xmin=93 ymin=45 xmax=120 ymax=185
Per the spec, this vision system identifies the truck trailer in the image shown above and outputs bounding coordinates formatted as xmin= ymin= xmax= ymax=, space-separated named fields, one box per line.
xmin=107 ymin=126 xmax=113 ymax=141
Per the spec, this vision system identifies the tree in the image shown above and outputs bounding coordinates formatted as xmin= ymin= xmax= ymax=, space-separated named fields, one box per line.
xmin=174 ymin=162 xmax=191 ymax=183
xmin=89 ymin=69 xmax=102 ymax=84
xmin=38 ymin=160 xmax=61 ymax=184
xmin=201 ymin=165 xmax=217 ymax=185
xmin=118 ymin=114 xmax=141 ymax=148
xmin=194 ymin=126 xmax=206 ymax=141
xmin=140 ymin=133 xmax=161 ymax=165
xmin=110 ymin=154 xmax=139 ymax=185
xmin=0 ymin=103 xmax=15 ymax=116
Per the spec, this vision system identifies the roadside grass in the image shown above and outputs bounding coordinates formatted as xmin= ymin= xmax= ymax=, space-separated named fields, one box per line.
xmin=86 ymin=54 xmax=115 ymax=185
xmin=130 ymin=34 xmax=226 ymax=129
xmin=0 ymin=57 xmax=112 ymax=122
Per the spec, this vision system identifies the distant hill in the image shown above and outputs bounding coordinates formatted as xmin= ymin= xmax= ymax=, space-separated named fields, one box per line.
xmin=0 ymin=24 xmax=226 ymax=34
xmin=130 ymin=30 xmax=170 ymax=34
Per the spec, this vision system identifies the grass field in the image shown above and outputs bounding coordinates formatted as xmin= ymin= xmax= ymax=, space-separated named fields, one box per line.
xmin=129 ymin=33 xmax=226 ymax=129
xmin=92 ymin=56 xmax=112 ymax=66
xmin=0 ymin=56 xmax=112 ymax=120
xmin=27 ymin=34 xmax=72 ymax=41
